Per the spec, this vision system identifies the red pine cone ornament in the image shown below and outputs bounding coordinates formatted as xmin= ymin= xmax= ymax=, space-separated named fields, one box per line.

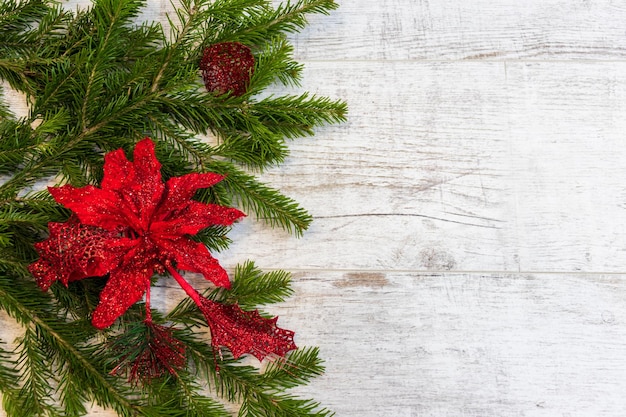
xmin=29 ymin=138 xmax=296 ymax=379
xmin=200 ymin=42 xmax=255 ymax=96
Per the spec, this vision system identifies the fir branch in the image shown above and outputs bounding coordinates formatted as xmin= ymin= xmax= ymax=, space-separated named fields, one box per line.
xmin=14 ymin=326 xmax=61 ymax=416
xmin=0 ymin=276 xmax=53 ymax=325
xmin=51 ymin=279 xmax=107 ymax=322
xmin=0 ymin=119 xmax=32 ymax=175
xmin=154 ymin=90 xmax=230 ymax=136
xmin=213 ymin=129 xmax=289 ymax=170
xmin=0 ymin=340 xmax=20 ymax=415
xmin=0 ymin=59 xmax=28 ymax=94
xmin=167 ymin=261 xmax=292 ymax=323
xmin=252 ymin=93 xmax=347 ymax=139
xmin=193 ymin=225 xmax=233 ymax=252
xmin=77 ymin=0 xmax=153 ymax=129
xmin=0 ymin=251 xmax=31 ymax=278
xmin=214 ymin=261 xmax=293 ymax=309
xmin=0 ymin=2 xmax=70 ymax=95
xmin=0 ymin=85 xmax=11 ymax=120
xmin=0 ymin=0 xmax=47 ymax=36
xmin=249 ymin=36 xmax=303 ymax=91
xmin=145 ymin=117 xmax=218 ymax=170
xmin=240 ymin=395 xmax=334 ymax=417
xmin=0 ymin=278 xmax=144 ymax=416
xmin=178 ymin=333 xmax=332 ymax=417
xmin=173 ymin=0 xmax=268 ymax=57
xmin=240 ymin=348 xmax=333 ymax=416
xmin=58 ymin=365 xmax=89 ymax=417
xmin=211 ymin=0 xmax=338 ymax=46
xmin=145 ymin=375 xmax=232 ymax=417
xmin=0 ymin=110 xmax=75 ymax=184
xmin=0 ymin=204 xmax=51 ymax=259
xmin=207 ymin=161 xmax=312 ymax=235
xmin=261 ymin=347 xmax=326 ymax=390
xmin=38 ymin=325 xmax=141 ymax=417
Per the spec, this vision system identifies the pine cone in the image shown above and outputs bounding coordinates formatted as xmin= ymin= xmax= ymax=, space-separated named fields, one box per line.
xmin=200 ymin=42 xmax=255 ymax=96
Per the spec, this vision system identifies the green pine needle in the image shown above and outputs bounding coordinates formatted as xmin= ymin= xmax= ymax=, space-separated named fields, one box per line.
xmin=0 ymin=0 xmax=343 ymax=415
xmin=215 ymin=260 xmax=294 ymax=309
xmin=208 ymin=161 xmax=313 ymax=235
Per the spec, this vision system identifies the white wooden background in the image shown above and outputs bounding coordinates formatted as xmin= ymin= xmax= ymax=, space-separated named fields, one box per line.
xmin=5 ymin=0 xmax=626 ymax=416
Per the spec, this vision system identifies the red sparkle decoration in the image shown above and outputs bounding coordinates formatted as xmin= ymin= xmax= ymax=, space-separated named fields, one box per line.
xmin=28 ymin=217 xmax=132 ymax=291
xmin=200 ymin=42 xmax=255 ymax=96
xmin=29 ymin=138 xmax=297 ymax=369
xmin=109 ymin=321 xmax=186 ymax=383
xmin=200 ymin=299 xmax=297 ymax=360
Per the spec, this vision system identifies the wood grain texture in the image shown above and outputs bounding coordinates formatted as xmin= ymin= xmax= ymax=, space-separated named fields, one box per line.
xmin=290 ymin=271 xmax=626 ymax=416
xmin=291 ymin=0 xmax=626 ymax=61
xmin=153 ymin=271 xmax=626 ymax=416
xmin=4 ymin=0 xmax=626 ymax=416
xmin=221 ymin=61 xmax=626 ymax=273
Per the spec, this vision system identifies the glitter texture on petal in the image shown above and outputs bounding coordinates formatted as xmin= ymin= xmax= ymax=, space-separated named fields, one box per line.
xmin=158 ymin=238 xmax=231 ymax=288
xmin=199 ymin=298 xmax=297 ymax=360
xmin=28 ymin=218 xmax=132 ymax=290
xmin=91 ymin=253 xmax=153 ymax=329
xmin=151 ymin=201 xmax=244 ymax=238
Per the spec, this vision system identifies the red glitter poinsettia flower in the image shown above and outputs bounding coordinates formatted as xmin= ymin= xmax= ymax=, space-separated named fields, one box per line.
xmin=29 ymin=138 xmax=297 ymax=365
xmin=43 ymin=138 xmax=244 ymax=329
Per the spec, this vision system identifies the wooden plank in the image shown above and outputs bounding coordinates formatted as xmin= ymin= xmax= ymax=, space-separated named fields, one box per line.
xmin=292 ymin=0 xmax=626 ymax=61
xmin=3 ymin=1 xmax=626 ymax=416
xmin=288 ymin=271 xmax=626 ymax=416
xmin=148 ymin=271 xmax=626 ymax=416
xmin=62 ymin=0 xmax=626 ymax=61
xmin=3 ymin=269 xmax=626 ymax=417
xmin=219 ymin=60 xmax=626 ymax=273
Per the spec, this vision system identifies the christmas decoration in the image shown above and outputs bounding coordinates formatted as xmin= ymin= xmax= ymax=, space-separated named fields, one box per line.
xmin=29 ymin=138 xmax=296 ymax=365
xmin=30 ymin=138 xmax=243 ymax=328
xmin=108 ymin=320 xmax=187 ymax=382
xmin=0 ymin=0 xmax=345 ymax=415
xmin=200 ymin=42 xmax=255 ymax=96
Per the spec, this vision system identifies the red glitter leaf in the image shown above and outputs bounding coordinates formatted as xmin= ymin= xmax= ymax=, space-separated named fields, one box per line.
xmin=91 ymin=246 xmax=156 ymax=329
xmin=48 ymin=185 xmax=131 ymax=232
xmin=162 ymin=172 xmax=223 ymax=209
xmin=166 ymin=262 xmax=296 ymax=361
xmin=200 ymin=42 xmax=255 ymax=96
xmin=28 ymin=217 xmax=132 ymax=290
xmin=199 ymin=298 xmax=297 ymax=361
xmin=158 ymin=238 xmax=231 ymax=289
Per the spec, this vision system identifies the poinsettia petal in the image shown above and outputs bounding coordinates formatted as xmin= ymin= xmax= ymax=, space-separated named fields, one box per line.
xmin=99 ymin=138 xmax=165 ymax=233
xmin=161 ymin=172 xmax=224 ymax=212
xmin=48 ymin=185 xmax=132 ymax=231
xmin=199 ymin=299 xmax=297 ymax=360
xmin=91 ymin=257 xmax=151 ymax=329
xmin=157 ymin=238 xmax=231 ymax=288
xmin=129 ymin=138 xmax=165 ymax=229
xmin=28 ymin=219 xmax=135 ymax=290
xmin=101 ymin=147 xmax=135 ymax=192
xmin=151 ymin=201 xmax=244 ymax=238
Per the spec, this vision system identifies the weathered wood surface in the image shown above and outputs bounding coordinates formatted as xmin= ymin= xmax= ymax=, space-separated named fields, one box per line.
xmin=273 ymin=272 xmax=626 ymax=416
xmin=4 ymin=0 xmax=626 ymax=416
xmin=290 ymin=0 xmax=626 ymax=61
xmin=223 ymin=61 xmax=626 ymax=274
